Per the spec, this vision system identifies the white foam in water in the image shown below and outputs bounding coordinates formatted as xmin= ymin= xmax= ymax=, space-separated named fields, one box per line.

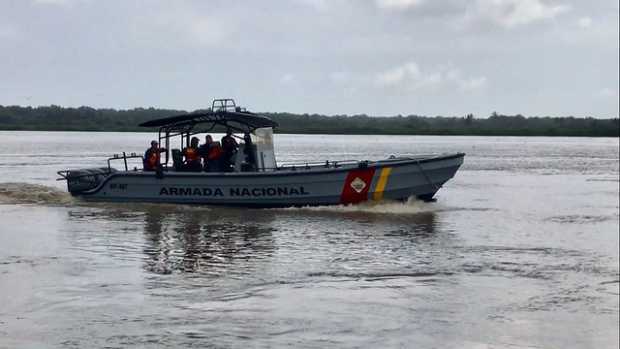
xmin=279 ymin=197 xmax=439 ymax=215
xmin=0 ymin=182 xmax=74 ymax=205
xmin=0 ymin=183 xmax=214 ymax=211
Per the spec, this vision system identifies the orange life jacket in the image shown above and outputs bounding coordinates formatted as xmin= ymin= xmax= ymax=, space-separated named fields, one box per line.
xmin=208 ymin=144 xmax=223 ymax=160
xmin=147 ymin=151 xmax=159 ymax=167
xmin=145 ymin=148 xmax=161 ymax=170
xmin=184 ymin=147 xmax=200 ymax=162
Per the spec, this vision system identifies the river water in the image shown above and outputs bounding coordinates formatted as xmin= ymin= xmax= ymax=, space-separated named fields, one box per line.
xmin=0 ymin=131 xmax=618 ymax=348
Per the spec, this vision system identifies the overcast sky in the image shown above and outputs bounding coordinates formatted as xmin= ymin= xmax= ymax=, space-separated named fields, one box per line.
xmin=0 ymin=0 xmax=618 ymax=117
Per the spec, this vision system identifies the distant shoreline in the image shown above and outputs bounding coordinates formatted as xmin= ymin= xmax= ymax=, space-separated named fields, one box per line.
xmin=1 ymin=105 xmax=618 ymax=137
xmin=1 ymin=128 xmax=619 ymax=138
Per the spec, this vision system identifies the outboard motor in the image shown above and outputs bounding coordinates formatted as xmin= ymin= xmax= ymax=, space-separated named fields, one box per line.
xmin=58 ymin=167 xmax=116 ymax=195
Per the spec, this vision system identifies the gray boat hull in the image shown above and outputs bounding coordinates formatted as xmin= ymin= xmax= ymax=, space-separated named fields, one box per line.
xmin=64 ymin=153 xmax=464 ymax=207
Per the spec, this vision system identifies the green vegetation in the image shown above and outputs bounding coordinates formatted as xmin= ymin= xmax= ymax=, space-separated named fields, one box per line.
xmin=0 ymin=105 xmax=618 ymax=137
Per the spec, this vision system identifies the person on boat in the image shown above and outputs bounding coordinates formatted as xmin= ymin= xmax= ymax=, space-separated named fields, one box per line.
xmin=221 ymin=128 xmax=239 ymax=171
xmin=183 ymin=137 xmax=202 ymax=172
xmin=143 ymin=140 xmax=166 ymax=171
xmin=242 ymin=132 xmax=257 ymax=171
xmin=199 ymin=134 xmax=223 ymax=172
xmin=198 ymin=135 xmax=212 ymax=169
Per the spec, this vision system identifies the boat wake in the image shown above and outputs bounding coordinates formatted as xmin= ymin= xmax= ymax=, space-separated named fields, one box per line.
xmin=0 ymin=182 xmax=74 ymax=205
xmin=277 ymin=197 xmax=440 ymax=215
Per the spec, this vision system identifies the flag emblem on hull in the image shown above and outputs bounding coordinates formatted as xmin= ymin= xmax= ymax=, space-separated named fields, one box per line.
xmin=350 ymin=177 xmax=367 ymax=193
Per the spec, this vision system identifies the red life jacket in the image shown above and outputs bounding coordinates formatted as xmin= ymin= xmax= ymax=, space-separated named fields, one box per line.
xmin=184 ymin=147 xmax=200 ymax=162
xmin=208 ymin=144 xmax=223 ymax=160
xmin=145 ymin=149 xmax=160 ymax=170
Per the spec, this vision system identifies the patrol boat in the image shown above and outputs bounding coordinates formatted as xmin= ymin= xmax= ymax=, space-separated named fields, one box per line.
xmin=58 ymin=99 xmax=465 ymax=207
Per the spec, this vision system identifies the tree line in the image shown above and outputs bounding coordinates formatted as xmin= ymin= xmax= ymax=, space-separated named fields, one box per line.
xmin=0 ymin=105 xmax=618 ymax=137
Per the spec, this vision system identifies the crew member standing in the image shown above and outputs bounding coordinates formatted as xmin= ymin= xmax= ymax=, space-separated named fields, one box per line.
xmin=242 ymin=132 xmax=257 ymax=171
xmin=200 ymin=134 xmax=223 ymax=172
xmin=221 ymin=129 xmax=239 ymax=171
xmin=183 ymin=137 xmax=202 ymax=172
xmin=143 ymin=140 xmax=166 ymax=171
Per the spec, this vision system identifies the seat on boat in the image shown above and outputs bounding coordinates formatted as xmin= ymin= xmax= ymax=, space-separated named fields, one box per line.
xmin=238 ymin=143 xmax=258 ymax=172
xmin=171 ymin=149 xmax=183 ymax=171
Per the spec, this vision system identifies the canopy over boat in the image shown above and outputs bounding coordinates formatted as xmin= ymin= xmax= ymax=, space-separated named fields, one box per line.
xmin=139 ymin=98 xmax=278 ymax=137
xmin=138 ymin=99 xmax=279 ymax=171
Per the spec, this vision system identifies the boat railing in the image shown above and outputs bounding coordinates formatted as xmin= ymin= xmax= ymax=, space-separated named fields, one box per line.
xmin=107 ymin=152 xmax=144 ymax=171
xmin=275 ymin=155 xmax=441 ymax=171
xmin=65 ymin=153 xmax=448 ymax=177
xmin=276 ymin=159 xmax=364 ymax=171
xmin=211 ymin=98 xmax=240 ymax=112
xmin=57 ymin=152 xmax=141 ymax=181
xmin=393 ymin=153 xmax=439 ymax=159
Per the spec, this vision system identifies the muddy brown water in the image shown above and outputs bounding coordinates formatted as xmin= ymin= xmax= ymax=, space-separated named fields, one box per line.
xmin=0 ymin=132 xmax=618 ymax=348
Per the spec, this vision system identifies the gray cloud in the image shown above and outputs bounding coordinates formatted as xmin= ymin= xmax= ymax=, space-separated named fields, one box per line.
xmin=0 ymin=0 xmax=617 ymax=117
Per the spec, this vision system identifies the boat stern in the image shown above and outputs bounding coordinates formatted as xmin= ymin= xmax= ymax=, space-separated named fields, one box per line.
xmin=57 ymin=167 xmax=116 ymax=195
